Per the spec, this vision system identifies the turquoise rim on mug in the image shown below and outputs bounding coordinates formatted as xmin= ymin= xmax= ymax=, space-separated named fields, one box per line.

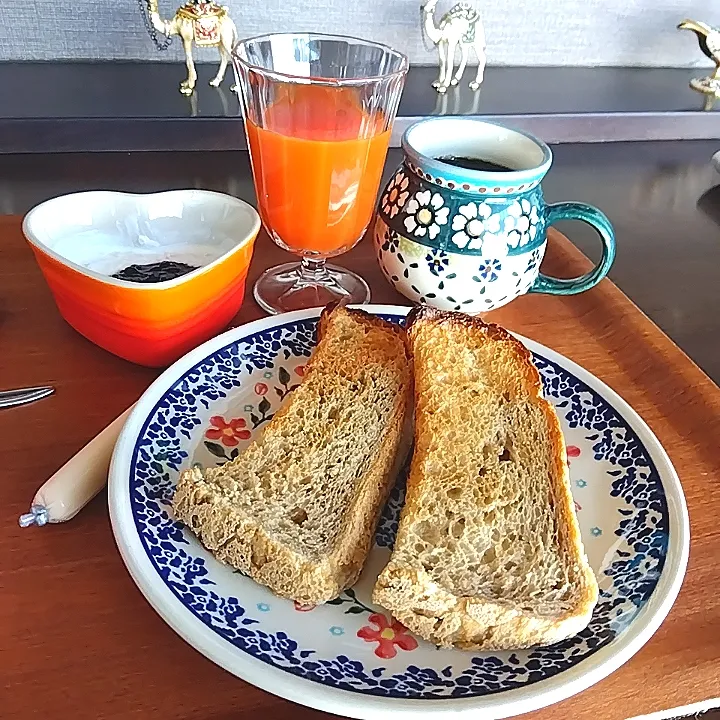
xmin=402 ymin=117 xmax=553 ymax=194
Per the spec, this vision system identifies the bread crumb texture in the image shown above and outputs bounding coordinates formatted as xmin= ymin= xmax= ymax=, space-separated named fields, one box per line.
xmin=373 ymin=307 xmax=598 ymax=650
xmin=173 ymin=306 xmax=412 ymax=605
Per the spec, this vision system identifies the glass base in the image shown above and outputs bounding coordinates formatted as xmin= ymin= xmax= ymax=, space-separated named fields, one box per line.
xmin=253 ymin=261 xmax=371 ymax=315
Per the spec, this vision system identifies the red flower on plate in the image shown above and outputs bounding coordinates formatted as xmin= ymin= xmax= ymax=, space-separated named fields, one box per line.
xmin=294 ymin=365 xmax=306 ymax=377
xmin=254 ymin=382 xmax=268 ymax=396
xmin=357 ymin=613 xmax=418 ymax=659
xmin=293 ymin=600 xmax=316 ymax=612
xmin=205 ymin=416 xmax=251 ymax=447
xmin=566 ymin=445 xmax=581 ymax=464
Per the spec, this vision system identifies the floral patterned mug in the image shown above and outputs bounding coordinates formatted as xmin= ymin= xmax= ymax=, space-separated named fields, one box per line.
xmin=374 ymin=118 xmax=616 ymax=312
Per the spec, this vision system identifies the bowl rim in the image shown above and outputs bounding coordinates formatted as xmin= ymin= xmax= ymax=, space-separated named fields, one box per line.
xmin=22 ymin=189 xmax=261 ymax=290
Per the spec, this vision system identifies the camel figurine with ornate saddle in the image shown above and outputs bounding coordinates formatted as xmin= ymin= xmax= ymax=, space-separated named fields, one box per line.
xmin=140 ymin=0 xmax=236 ymax=95
xmin=421 ymin=0 xmax=486 ymax=94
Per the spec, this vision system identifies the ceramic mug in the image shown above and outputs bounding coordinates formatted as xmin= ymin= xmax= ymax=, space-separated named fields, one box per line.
xmin=374 ymin=118 xmax=616 ymax=312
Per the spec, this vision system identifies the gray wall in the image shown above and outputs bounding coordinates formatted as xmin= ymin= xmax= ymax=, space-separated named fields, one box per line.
xmin=1 ymin=0 xmax=718 ymax=66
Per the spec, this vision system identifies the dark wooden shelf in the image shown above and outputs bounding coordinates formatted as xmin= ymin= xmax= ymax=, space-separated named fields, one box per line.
xmin=0 ymin=63 xmax=718 ymax=153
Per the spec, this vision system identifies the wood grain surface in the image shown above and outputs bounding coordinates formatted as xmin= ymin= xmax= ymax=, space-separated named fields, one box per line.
xmin=1 ymin=215 xmax=718 ymax=719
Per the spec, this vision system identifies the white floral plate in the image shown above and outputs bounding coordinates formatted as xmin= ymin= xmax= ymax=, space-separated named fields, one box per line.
xmin=109 ymin=305 xmax=689 ymax=719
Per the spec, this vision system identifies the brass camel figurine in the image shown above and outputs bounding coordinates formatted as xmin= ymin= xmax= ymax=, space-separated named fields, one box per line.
xmin=678 ymin=18 xmax=720 ymax=99
xmin=148 ymin=0 xmax=237 ymax=95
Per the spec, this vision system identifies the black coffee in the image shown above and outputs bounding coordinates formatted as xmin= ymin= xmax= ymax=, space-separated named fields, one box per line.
xmin=111 ymin=261 xmax=199 ymax=283
xmin=436 ymin=155 xmax=514 ymax=173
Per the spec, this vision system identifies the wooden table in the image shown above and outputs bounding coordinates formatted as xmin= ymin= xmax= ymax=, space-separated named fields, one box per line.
xmin=2 ymin=215 xmax=718 ymax=719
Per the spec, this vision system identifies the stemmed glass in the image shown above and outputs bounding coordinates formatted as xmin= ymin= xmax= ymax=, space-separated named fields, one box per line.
xmin=232 ymin=33 xmax=408 ymax=314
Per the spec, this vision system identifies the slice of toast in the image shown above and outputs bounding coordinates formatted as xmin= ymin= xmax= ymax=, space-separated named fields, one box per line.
xmin=373 ymin=307 xmax=598 ymax=650
xmin=173 ymin=304 xmax=412 ymax=605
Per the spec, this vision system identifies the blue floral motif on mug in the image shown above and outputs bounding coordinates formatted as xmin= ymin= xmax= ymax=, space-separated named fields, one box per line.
xmin=425 ymin=248 xmax=450 ymax=276
xmin=476 ymin=258 xmax=502 ymax=282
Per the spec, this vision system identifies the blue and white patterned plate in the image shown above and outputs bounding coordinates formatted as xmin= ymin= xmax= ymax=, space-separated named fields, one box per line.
xmin=109 ymin=305 xmax=689 ymax=719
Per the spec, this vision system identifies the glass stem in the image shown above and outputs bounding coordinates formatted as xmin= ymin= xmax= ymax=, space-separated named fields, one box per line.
xmin=298 ymin=256 xmax=351 ymax=298
xmin=299 ymin=256 xmax=331 ymax=283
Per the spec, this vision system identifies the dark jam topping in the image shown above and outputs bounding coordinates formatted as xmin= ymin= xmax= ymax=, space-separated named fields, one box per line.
xmin=111 ymin=261 xmax=199 ymax=283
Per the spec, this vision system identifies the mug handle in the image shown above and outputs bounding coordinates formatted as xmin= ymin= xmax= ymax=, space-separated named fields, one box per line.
xmin=530 ymin=202 xmax=616 ymax=295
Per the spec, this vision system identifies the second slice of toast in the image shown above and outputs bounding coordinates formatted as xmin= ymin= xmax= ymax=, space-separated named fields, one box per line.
xmin=373 ymin=307 xmax=598 ymax=650
xmin=173 ymin=305 xmax=413 ymax=605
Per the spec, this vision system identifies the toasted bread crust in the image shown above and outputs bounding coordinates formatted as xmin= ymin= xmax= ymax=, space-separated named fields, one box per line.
xmin=173 ymin=305 xmax=413 ymax=605
xmin=373 ymin=307 xmax=598 ymax=650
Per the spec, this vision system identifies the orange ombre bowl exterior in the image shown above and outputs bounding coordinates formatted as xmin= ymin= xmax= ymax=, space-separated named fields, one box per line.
xmin=23 ymin=191 xmax=260 ymax=367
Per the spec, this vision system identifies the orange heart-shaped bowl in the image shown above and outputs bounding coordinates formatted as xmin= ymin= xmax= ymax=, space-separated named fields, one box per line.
xmin=23 ymin=190 xmax=260 ymax=367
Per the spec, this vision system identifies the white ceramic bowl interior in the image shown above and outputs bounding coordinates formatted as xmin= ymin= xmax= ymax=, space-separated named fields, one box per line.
xmin=23 ymin=189 xmax=261 ymax=280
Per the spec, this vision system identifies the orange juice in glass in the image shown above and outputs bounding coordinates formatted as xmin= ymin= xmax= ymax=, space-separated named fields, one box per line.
xmin=233 ymin=34 xmax=408 ymax=313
